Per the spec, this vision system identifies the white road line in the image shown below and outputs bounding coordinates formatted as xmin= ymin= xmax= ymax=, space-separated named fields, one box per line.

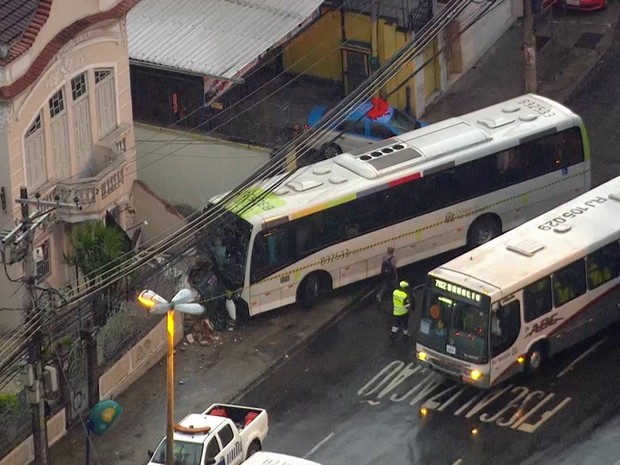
xmin=557 ymin=337 xmax=608 ymax=378
xmin=452 ymin=459 xmax=463 ymax=465
xmin=613 ymin=459 xmax=620 ymax=465
xmin=303 ymin=432 xmax=335 ymax=459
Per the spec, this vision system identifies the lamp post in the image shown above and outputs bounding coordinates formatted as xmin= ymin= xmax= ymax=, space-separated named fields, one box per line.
xmin=138 ymin=289 xmax=205 ymax=465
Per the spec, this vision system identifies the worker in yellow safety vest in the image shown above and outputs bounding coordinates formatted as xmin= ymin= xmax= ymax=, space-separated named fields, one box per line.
xmin=391 ymin=280 xmax=412 ymax=338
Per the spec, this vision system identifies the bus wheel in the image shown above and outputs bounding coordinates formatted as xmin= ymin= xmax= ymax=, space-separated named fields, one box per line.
xmin=467 ymin=215 xmax=501 ymax=248
xmin=298 ymin=273 xmax=324 ymax=308
xmin=321 ymin=143 xmax=342 ymax=159
xmin=525 ymin=343 xmax=547 ymax=376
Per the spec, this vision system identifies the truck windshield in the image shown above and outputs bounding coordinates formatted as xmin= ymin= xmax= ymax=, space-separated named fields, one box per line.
xmin=200 ymin=207 xmax=252 ymax=290
xmin=151 ymin=440 xmax=203 ymax=465
xmin=417 ymin=278 xmax=491 ymax=364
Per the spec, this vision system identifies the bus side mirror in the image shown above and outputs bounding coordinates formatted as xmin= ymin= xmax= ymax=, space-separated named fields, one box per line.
xmin=147 ymin=450 xmax=154 ymax=458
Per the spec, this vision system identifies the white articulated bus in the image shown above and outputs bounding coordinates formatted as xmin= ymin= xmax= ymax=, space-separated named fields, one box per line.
xmin=416 ymin=175 xmax=620 ymax=389
xmin=192 ymin=94 xmax=590 ymax=318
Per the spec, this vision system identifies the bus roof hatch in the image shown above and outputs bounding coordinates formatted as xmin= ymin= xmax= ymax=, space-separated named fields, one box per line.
xmin=506 ymin=239 xmax=546 ymax=257
xmin=406 ymin=122 xmax=491 ymax=160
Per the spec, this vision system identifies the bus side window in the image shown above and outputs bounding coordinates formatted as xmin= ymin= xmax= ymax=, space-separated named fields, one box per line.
xmin=586 ymin=241 xmax=620 ymax=290
xmin=557 ymin=127 xmax=585 ymax=167
xmin=491 ymin=300 xmax=521 ymax=357
xmin=523 ymin=276 xmax=552 ymax=322
xmin=496 ymin=148 xmax=526 ymax=186
xmin=457 ymin=156 xmax=493 ymax=198
xmin=423 ymin=169 xmax=460 ymax=211
xmin=552 ymin=259 xmax=587 ymax=307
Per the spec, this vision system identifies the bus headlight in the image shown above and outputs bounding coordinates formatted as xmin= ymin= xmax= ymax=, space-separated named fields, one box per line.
xmin=417 ymin=351 xmax=428 ymax=362
xmin=469 ymin=369 xmax=483 ymax=381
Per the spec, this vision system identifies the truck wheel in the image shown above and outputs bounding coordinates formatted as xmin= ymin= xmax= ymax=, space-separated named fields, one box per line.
xmin=321 ymin=143 xmax=342 ymax=158
xmin=246 ymin=441 xmax=261 ymax=459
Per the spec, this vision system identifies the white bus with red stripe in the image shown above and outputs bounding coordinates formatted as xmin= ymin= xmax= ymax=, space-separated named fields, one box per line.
xmin=416 ymin=175 xmax=620 ymax=388
xmin=192 ymin=94 xmax=590 ymax=318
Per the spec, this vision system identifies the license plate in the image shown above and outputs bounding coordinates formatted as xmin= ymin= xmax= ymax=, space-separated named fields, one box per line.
xmin=566 ymin=0 xmax=580 ymax=6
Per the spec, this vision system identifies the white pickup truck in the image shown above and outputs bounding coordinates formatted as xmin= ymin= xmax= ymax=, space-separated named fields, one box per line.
xmin=147 ymin=403 xmax=268 ymax=465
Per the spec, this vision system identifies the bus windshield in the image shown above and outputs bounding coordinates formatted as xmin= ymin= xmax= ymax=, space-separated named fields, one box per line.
xmin=201 ymin=208 xmax=252 ymax=290
xmin=418 ymin=278 xmax=491 ymax=364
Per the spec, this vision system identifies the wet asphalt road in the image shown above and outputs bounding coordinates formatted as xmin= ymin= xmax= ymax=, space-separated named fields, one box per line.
xmin=236 ymin=20 xmax=620 ymax=464
xmin=567 ymin=15 xmax=620 ymax=190
xmin=236 ymin=24 xmax=620 ymax=465
xmin=238 ymin=272 xmax=620 ymax=465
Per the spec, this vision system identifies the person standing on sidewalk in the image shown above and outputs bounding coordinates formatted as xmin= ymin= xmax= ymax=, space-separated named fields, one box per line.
xmin=376 ymin=246 xmax=398 ymax=303
xmin=390 ymin=280 xmax=412 ymax=339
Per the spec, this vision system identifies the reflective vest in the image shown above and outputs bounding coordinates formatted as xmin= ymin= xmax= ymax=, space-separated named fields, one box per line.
xmin=392 ymin=289 xmax=409 ymax=316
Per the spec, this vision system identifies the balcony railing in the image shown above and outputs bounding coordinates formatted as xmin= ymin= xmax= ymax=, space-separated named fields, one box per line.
xmin=34 ymin=124 xmax=133 ymax=222
xmin=38 ymin=156 xmax=126 ymax=222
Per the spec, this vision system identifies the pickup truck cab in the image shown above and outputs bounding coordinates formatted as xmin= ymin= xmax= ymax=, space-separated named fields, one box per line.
xmin=147 ymin=403 xmax=268 ymax=465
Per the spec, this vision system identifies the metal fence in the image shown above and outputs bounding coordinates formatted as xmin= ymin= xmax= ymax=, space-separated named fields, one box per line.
xmin=0 ymin=389 xmax=31 ymax=458
xmin=0 ymin=253 xmax=187 ymax=461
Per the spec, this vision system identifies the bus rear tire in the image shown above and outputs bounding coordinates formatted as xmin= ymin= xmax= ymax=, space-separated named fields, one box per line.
xmin=467 ymin=215 xmax=501 ymax=248
xmin=525 ymin=342 xmax=548 ymax=377
xmin=298 ymin=272 xmax=328 ymax=308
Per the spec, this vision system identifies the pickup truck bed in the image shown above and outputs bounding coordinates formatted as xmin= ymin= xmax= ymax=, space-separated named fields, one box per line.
xmin=205 ymin=404 xmax=264 ymax=431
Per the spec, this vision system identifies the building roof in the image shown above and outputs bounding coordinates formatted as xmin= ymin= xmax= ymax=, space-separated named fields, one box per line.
xmin=0 ymin=0 xmax=140 ymax=99
xmin=0 ymin=0 xmax=53 ymax=64
xmin=126 ymin=0 xmax=322 ymax=79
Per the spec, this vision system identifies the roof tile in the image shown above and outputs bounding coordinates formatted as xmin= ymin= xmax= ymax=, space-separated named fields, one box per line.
xmin=0 ymin=0 xmax=54 ymax=64
xmin=1 ymin=0 xmax=141 ymax=99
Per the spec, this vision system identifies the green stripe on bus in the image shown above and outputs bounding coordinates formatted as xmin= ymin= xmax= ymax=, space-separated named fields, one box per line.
xmin=580 ymin=123 xmax=591 ymax=161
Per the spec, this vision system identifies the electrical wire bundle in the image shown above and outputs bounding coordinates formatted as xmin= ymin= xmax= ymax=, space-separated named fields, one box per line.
xmin=0 ymin=0 xmax=504 ymax=384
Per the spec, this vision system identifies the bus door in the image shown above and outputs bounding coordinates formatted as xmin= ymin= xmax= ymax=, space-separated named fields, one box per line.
xmin=489 ymin=297 xmax=522 ymax=384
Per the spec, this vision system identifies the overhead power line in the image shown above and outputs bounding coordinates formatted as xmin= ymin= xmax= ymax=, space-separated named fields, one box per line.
xmin=0 ymin=0 xmax=492 ymax=377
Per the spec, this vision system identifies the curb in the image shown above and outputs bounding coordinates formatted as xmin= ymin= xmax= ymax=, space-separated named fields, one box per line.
xmin=229 ymin=283 xmax=379 ymax=403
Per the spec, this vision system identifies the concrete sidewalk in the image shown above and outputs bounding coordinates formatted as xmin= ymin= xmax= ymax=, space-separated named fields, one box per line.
xmin=423 ymin=4 xmax=620 ymax=121
xmin=46 ymin=283 xmax=375 ymax=465
xmin=39 ymin=6 xmax=620 ymax=465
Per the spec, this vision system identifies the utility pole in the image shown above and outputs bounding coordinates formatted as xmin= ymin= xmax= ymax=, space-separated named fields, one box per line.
xmin=7 ymin=188 xmax=82 ymax=465
xmin=20 ymin=186 xmax=50 ymax=465
xmin=523 ymin=0 xmax=538 ymax=93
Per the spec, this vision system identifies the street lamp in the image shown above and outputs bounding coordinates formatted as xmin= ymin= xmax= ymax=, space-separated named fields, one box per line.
xmin=138 ymin=288 xmax=205 ymax=465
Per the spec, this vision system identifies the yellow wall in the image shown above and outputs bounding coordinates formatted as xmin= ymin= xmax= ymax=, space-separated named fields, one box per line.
xmin=282 ymin=9 xmax=343 ymax=81
xmin=283 ymin=9 xmax=418 ymax=114
xmin=378 ymin=19 xmax=414 ymax=111
xmin=343 ymin=12 xmax=371 ymax=43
